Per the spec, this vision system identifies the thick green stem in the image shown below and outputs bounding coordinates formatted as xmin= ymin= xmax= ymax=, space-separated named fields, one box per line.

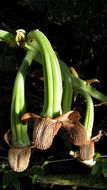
xmin=42 ymin=52 xmax=53 ymax=116
xmin=79 ymin=89 xmax=94 ymax=140
xmin=27 ymin=31 xmax=54 ymax=117
xmin=49 ymin=54 xmax=62 ymax=117
xmin=11 ymin=50 xmax=35 ymax=147
xmin=27 ymin=30 xmax=62 ymax=118
xmin=59 ymin=60 xmax=73 ymax=113
xmin=83 ymin=94 xmax=94 ymax=140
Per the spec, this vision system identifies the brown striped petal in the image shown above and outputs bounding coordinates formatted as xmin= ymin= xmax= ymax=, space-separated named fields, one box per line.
xmin=8 ymin=147 xmax=31 ymax=172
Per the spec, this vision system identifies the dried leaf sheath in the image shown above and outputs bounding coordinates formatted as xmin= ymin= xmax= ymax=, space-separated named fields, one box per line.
xmin=33 ymin=117 xmax=62 ymax=150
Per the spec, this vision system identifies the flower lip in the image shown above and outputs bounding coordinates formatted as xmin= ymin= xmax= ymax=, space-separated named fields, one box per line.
xmin=8 ymin=147 xmax=31 ymax=172
xmin=33 ymin=117 xmax=62 ymax=150
xmin=79 ymin=130 xmax=104 ymax=161
xmin=4 ymin=128 xmax=33 ymax=172
xmin=80 ymin=140 xmax=95 ymax=160
xmin=64 ymin=121 xmax=87 ymax=146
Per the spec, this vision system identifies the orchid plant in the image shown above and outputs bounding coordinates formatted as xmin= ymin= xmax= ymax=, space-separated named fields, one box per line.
xmin=0 ymin=29 xmax=107 ymax=172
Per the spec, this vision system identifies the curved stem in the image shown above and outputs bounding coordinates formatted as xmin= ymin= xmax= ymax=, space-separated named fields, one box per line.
xmin=41 ymin=52 xmax=53 ymax=117
xmin=59 ymin=60 xmax=73 ymax=113
xmin=49 ymin=54 xmax=62 ymax=117
xmin=79 ymin=89 xmax=94 ymax=140
xmin=27 ymin=30 xmax=62 ymax=118
xmin=11 ymin=50 xmax=34 ymax=147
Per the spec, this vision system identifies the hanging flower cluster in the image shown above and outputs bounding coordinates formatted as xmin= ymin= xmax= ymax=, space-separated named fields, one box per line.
xmin=0 ymin=29 xmax=107 ymax=172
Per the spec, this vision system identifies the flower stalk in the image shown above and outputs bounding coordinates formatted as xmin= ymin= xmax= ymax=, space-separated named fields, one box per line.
xmin=11 ymin=50 xmax=35 ymax=147
xmin=27 ymin=29 xmax=63 ymax=118
xmin=21 ymin=29 xmax=63 ymax=150
xmin=77 ymin=88 xmax=94 ymax=140
xmin=1 ymin=29 xmax=39 ymax=171
xmin=6 ymin=49 xmax=37 ymax=172
xmin=59 ymin=59 xmax=73 ymax=113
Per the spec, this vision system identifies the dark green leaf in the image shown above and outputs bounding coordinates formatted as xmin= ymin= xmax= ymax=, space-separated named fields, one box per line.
xmin=102 ymin=159 xmax=107 ymax=177
xmin=29 ymin=165 xmax=44 ymax=184
xmin=32 ymin=174 xmax=40 ymax=184
xmin=29 ymin=165 xmax=44 ymax=175
xmin=2 ymin=170 xmax=21 ymax=190
xmin=91 ymin=160 xmax=102 ymax=176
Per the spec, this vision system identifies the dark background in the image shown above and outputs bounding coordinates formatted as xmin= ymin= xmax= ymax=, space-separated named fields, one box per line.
xmin=0 ymin=0 xmax=107 ymax=189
